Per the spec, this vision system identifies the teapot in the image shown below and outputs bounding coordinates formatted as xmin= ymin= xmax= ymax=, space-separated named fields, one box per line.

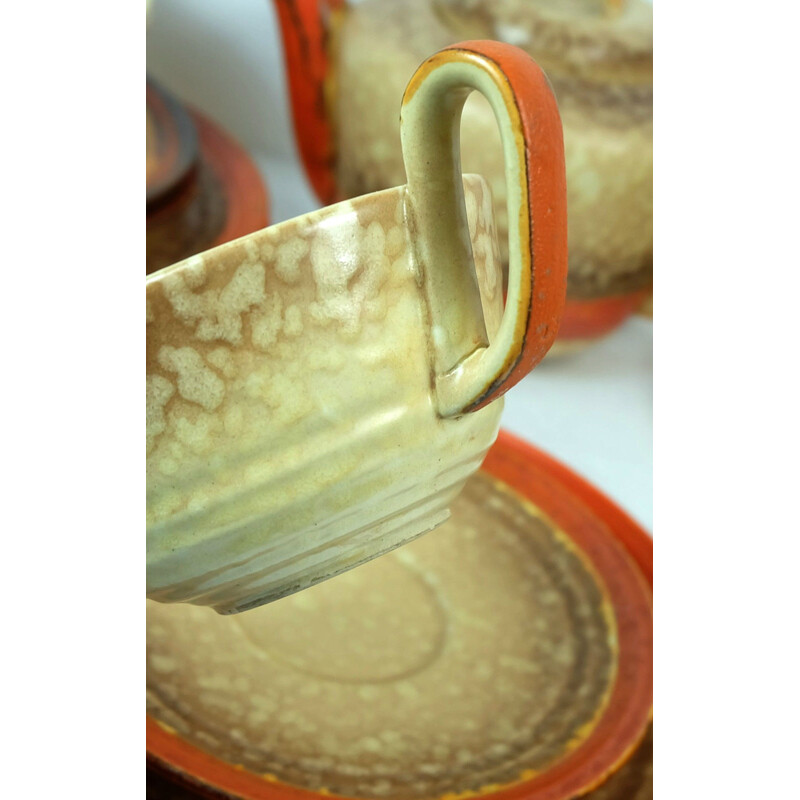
xmin=147 ymin=40 xmax=567 ymax=614
xmin=275 ymin=0 xmax=652 ymax=350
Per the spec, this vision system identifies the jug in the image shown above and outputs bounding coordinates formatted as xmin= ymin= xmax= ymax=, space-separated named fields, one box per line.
xmin=147 ymin=40 xmax=567 ymax=614
xmin=275 ymin=0 xmax=652 ymax=350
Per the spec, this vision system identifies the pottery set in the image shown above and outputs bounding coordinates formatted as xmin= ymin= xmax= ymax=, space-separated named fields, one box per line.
xmin=275 ymin=0 xmax=653 ymax=350
xmin=146 ymin=17 xmax=652 ymax=800
xmin=147 ymin=42 xmax=567 ymax=614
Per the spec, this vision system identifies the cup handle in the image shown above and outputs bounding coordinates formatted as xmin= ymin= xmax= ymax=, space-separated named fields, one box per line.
xmin=401 ymin=41 xmax=568 ymax=417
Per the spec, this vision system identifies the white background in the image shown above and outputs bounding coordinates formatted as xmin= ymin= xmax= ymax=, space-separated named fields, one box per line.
xmin=147 ymin=0 xmax=654 ymax=531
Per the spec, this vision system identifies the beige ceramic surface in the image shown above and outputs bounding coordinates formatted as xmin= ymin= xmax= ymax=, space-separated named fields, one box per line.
xmin=147 ymin=472 xmax=617 ymax=799
xmin=147 ymin=42 xmax=566 ymax=615
xmin=334 ymin=0 xmax=652 ymax=300
xmin=147 ymin=175 xmax=505 ymax=613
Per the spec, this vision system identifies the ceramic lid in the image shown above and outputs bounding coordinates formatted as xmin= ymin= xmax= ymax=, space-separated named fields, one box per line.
xmin=147 ymin=431 xmax=652 ymax=800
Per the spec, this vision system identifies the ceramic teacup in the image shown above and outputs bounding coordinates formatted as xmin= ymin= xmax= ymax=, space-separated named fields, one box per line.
xmin=146 ymin=40 xmax=567 ymax=614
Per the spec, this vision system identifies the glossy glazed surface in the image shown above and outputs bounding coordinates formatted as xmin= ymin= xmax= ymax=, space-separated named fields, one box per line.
xmin=147 ymin=176 xmax=503 ymax=613
xmin=400 ymin=42 xmax=567 ymax=413
xmin=147 ymin=41 xmax=566 ymax=613
xmin=434 ymin=0 xmax=652 ymax=304
xmin=276 ymin=0 xmax=651 ymax=343
xmin=148 ymin=472 xmax=617 ymax=797
xmin=336 ymin=0 xmax=651 ymax=302
xmin=147 ymin=432 xmax=653 ymax=800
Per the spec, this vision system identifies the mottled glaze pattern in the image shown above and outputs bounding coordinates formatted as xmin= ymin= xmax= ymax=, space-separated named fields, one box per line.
xmin=148 ymin=39 xmax=568 ymax=613
xmin=147 ymin=472 xmax=617 ymax=799
xmin=147 ymin=176 xmax=505 ymax=613
xmin=434 ymin=0 xmax=653 ymax=88
xmin=334 ymin=0 xmax=652 ymax=300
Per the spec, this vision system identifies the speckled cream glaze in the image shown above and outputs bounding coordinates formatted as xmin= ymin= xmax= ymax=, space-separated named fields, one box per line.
xmin=334 ymin=0 xmax=652 ymax=299
xmin=147 ymin=175 xmax=504 ymax=614
xmin=147 ymin=471 xmax=617 ymax=799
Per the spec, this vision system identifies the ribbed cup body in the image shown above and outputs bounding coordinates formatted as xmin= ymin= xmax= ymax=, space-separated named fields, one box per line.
xmin=147 ymin=176 xmax=504 ymax=613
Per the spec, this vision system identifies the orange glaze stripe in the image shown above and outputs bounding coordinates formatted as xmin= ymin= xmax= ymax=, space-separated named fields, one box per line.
xmin=194 ymin=112 xmax=271 ymax=244
xmin=444 ymin=42 xmax=568 ymax=410
xmin=273 ymin=0 xmax=341 ymax=205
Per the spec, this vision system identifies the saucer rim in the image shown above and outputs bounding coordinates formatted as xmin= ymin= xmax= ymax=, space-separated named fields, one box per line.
xmin=147 ymin=428 xmax=652 ymax=800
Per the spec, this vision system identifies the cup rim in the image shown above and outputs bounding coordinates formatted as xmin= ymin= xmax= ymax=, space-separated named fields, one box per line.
xmin=145 ymin=175 xmax=494 ymax=285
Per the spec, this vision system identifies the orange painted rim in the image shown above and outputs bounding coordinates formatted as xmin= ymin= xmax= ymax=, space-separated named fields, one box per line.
xmin=557 ymin=291 xmax=650 ymax=342
xmin=148 ymin=430 xmax=652 ymax=800
xmin=195 ymin=111 xmax=271 ymax=245
xmin=145 ymin=108 xmax=271 ymax=250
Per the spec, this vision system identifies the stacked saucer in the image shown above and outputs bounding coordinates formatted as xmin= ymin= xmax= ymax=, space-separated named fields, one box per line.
xmin=147 ymin=432 xmax=652 ymax=799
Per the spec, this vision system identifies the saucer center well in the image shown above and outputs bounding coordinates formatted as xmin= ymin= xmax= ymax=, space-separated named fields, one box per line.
xmin=235 ymin=550 xmax=448 ymax=683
